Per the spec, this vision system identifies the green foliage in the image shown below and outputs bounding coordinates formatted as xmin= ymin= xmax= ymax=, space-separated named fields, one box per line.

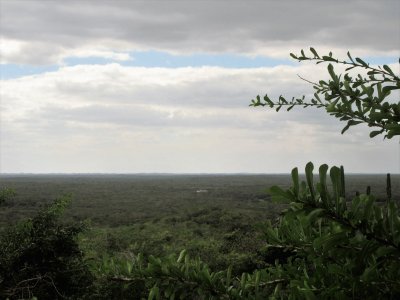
xmin=0 ymin=196 xmax=93 ymax=299
xmin=95 ymin=250 xmax=287 ymax=299
xmin=95 ymin=164 xmax=400 ymax=299
xmin=80 ymin=206 xmax=267 ymax=277
xmin=245 ymin=50 xmax=400 ymax=298
xmin=250 ymin=48 xmax=400 ymax=139
xmin=0 ymin=187 xmax=16 ymax=205
xmin=0 ymin=174 xmax=282 ymax=227
xmin=263 ymin=162 xmax=400 ymax=298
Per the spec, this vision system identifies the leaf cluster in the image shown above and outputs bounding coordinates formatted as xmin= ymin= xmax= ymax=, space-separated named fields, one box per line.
xmin=96 ymin=250 xmax=287 ymax=299
xmin=250 ymin=48 xmax=400 ymax=138
xmin=264 ymin=162 xmax=400 ymax=299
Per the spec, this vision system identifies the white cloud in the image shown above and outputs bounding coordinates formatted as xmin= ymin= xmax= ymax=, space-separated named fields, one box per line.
xmin=1 ymin=63 xmax=397 ymax=173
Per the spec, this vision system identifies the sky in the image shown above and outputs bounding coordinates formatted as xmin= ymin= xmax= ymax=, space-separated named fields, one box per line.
xmin=0 ymin=0 xmax=399 ymax=174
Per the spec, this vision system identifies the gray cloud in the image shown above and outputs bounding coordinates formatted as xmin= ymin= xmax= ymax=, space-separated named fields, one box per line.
xmin=1 ymin=0 xmax=398 ymax=64
xmin=1 ymin=63 xmax=397 ymax=173
xmin=0 ymin=63 xmax=336 ymax=130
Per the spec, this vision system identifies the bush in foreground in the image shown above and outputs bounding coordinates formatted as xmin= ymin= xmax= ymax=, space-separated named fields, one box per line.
xmin=0 ymin=196 xmax=93 ymax=299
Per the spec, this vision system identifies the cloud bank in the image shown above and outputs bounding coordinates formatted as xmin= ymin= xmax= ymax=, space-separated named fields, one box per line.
xmin=1 ymin=0 xmax=399 ymax=64
xmin=2 ymin=63 xmax=398 ymax=173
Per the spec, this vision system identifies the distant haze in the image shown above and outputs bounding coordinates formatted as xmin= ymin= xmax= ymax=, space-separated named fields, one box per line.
xmin=1 ymin=0 xmax=399 ymax=173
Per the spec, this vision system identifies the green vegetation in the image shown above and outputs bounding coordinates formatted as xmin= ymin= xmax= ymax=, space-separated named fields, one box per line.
xmin=0 ymin=197 xmax=93 ymax=299
xmin=0 ymin=187 xmax=16 ymax=206
xmin=0 ymin=175 xmax=288 ymax=299
xmin=0 ymin=49 xmax=399 ymax=299
xmin=95 ymin=165 xmax=400 ymax=299
xmin=1 ymin=174 xmax=396 ymax=299
xmin=251 ymin=48 xmax=400 ymax=139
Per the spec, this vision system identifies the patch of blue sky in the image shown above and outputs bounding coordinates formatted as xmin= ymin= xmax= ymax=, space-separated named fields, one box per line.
xmin=1 ymin=51 xmax=397 ymax=80
xmin=365 ymin=56 xmax=399 ymax=66
xmin=1 ymin=64 xmax=58 ymax=80
xmin=63 ymin=51 xmax=295 ymax=68
xmin=122 ymin=51 xmax=294 ymax=68
xmin=1 ymin=51 xmax=294 ymax=79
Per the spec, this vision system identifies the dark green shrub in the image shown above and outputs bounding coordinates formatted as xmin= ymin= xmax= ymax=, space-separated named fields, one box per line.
xmin=0 ymin=196 xmax=93 ymax=299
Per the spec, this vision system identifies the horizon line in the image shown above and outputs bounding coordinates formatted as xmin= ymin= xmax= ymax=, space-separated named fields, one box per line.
xmin=1 ymin=172 xmax=398 ymax=176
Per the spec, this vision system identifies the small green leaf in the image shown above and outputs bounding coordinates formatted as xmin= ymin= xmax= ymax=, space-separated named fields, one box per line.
xmin=226 ymin=265 xmax=232 ymax=285
xmin=369 ymin=130 xmax=383 ymax=138
xmin=126 ymin=261 xmax=132 ymax=274
xmin=387 ymin=128 xmax=400 ymax=139
xmin=310 ymin=47 xmax=319 ymax=58
xmin=318 ymin=164 xmax=329 ymax=205
xmin=322 ymin=56 xmax=337 ymax=62
xmin=305 ymin=162 xmax=315 ymax=202
xmin=341 ymin=124 xmax=351 ymax=134
xmin=291 ymin=167 xmax=299 ymax=197
xmin=347 ymin=51 xmax=354 ymax=63
xmin=287 ymin=104 xmax=295 ymax=111
xmin=148 ymin=285 xmax=159 ymax=300
xmin=307 ymin=208 xmax=325 ymax=222
xmin=177 ymin=249 xmax=187 ymax=263
xmin=327 ymin=64 xmax=336 ymax=81
xmin=355 ymin=57 xmax=368 ymax=67
xmin=382 ymin=85 xmax=399 ymax=95
xmin=255 ymin=270 xmax=260 ymax=290
xmin=383 ymin=64 xmax=395 ymax=76
xmin=341 ymin=120 xmax=363 ymax=134
xmin=270 ymin=186 xmax=293 ymax=203
xmin=345 ymin=66 xmax=356 ymax=71
xmin=330 ymin=166 xmax=343 ymax=212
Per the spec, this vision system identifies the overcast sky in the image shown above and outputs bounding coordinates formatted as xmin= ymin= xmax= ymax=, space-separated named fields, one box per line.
xmin=1 ymin=0 xmax=399 ymax=173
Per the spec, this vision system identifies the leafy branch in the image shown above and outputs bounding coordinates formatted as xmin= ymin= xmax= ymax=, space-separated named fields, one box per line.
xmin=265 ymin=162 xmax=400 ymax=297
xmin=250 ymin=48 xmax=400 ymax=138
xmin=98 ymin=251 xmax=288 ymax=299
